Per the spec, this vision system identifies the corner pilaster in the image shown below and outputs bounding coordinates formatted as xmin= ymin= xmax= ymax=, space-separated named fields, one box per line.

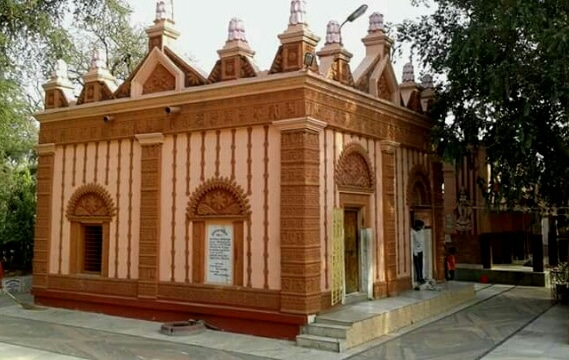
xmin=274 ymin=117 xmax=326 ymax=315
xmin=135 ymin=133 xmax=164 ymax=298
xmin=33 ymin=144 xmax=57 ymax=289
xmin=380 ymin=140 xmax=400 ymax=295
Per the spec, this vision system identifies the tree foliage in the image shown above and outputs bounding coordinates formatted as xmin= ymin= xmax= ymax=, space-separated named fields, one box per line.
xmin=0 ymin=0 xmax=146 ymax=269
xmin=400 ymin=0 xmax=569 ymax=210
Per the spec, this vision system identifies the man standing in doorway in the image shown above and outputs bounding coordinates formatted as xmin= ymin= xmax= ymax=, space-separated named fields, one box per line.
xmin=412 ymin=220 xmax=425 ymax=285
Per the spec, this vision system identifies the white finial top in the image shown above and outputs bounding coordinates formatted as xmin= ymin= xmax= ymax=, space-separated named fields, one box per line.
xmin=90 ymin=48 xmax=107 ymax=70
xmin=402 ymin=62 xmax=415 ymax=83
xmin=325 ymin=20 xmax=341 ymax=45
xmin=155 ymin=0 xmax=173 ymax=21
xmin=421 ymin=74 xmax=434 ymax=89
xmin=289 ymin=0 xmax=307 ymax=25
xmin=53 ymin=59 xmax=69 ymax=80
xmin=227 ymin=18 xmax=247 ymax=42
xmin=368 ymin=12 xmax=385 ymax=32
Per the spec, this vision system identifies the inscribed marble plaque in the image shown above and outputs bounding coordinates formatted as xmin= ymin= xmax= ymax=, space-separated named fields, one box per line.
xmin=206 ymin=224 xmax=233 ymax=284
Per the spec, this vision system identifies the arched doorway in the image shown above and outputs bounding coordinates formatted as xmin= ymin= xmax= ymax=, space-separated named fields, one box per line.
xmin=335 ymin=143 xmax=375 ymax=301
xmin=407 ymin=166 xmax=434 ymax=283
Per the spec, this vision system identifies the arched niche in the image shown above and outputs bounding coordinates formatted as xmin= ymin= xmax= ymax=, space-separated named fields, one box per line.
xmin=66 ymin=184 xmax=116 ymax=277
xmin=407 ymin=165 xmax=432 ymax=207
xmin=186 ymin=177 xmax=250 ymax=287
xmin=335 ymin=142 xmax=376 ymax=193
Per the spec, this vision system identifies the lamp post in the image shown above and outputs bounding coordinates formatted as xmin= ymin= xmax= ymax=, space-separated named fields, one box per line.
xmin=303 ymin=4 xmax=368 ymax=69
xmin=339 ymin=4 xmax=368 ymax=45
xmin=340 ymin=4 xmax=368 ymax=30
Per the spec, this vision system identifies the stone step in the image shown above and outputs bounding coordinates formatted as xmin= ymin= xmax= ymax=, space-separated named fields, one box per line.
xmin=303 ymin=323 xmax=351 ymax=338
xmin=296 ymin=282 xmax=476 ymax=353
xmin=296 ymin=334 xmax=345 ymax=352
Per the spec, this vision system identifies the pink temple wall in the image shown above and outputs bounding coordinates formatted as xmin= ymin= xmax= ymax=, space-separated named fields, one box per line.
xmin=158 ymin=126 xmax=281 ymax=290
xmin=49 ymin=140 xmax=142 ymax=278
xmin=48 ymin=126 xmax=281 ymax=290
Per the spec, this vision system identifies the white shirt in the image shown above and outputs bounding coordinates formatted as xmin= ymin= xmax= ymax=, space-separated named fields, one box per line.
xmin=412 ymin=229 xmax=424 ymax=256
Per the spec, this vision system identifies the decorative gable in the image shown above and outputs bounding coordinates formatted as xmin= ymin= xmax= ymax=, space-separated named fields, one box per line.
xmin=143 ymin=64 xmax=176 ymax=94
xmin=130 ymin=47 xmax=184 ymax=98
xmin=407 ymin=91 xmax=424 ymax=113
xmin=163 ymin=47 xmax=208 ymax=87
xmin=368 ymin=58 xmax=399 ymax=104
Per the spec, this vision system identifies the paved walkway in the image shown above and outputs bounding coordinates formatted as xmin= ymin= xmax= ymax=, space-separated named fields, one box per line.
xmin=0 ymin=284 xmax=566 ymax=360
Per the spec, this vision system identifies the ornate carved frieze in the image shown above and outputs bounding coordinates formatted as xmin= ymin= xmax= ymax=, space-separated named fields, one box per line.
xmin=304 ymin=89 xmax=429 ymax=148
xmin=187 ymin=177 xmax=251 ymax=219
xmin=335 ymin=142 xmax=375 ymax=192
xmin=143 ymin=64 xmax=176 ymax=94
xmin=39 ymin=90 xmax=305 ymax=145
xmin=66 ymin=183 xmax=116 ymax=219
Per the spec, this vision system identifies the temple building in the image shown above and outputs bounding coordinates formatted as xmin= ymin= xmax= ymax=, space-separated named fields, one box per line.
xmin=33 ymin=0 xmax=442 ymax=339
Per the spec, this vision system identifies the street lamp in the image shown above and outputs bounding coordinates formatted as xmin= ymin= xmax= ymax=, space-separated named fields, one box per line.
xmin=303 ymin=4 xmax=368 ymax=69
xmin=340 ymin=4 xmax=368 ymax=30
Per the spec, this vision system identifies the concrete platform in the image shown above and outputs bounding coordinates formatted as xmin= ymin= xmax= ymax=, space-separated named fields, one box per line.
xmin=296 ymin=281 xmax=475 ymax=352
xmin=456 ymin=265 xmax=548 ymax=287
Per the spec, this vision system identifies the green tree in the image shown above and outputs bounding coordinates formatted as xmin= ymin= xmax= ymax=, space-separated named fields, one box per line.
xmin=400 ymin=0 xmax=569 ymax=210
xmin=0 ymin=0 xmax=146 ymax=269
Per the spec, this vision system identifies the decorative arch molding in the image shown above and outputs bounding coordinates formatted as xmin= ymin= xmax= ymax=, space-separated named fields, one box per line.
xmin=66 ymin=184 xmax=116 ymax=219
xmin=187 ymin=177 xmax=251 ymax=219
xmin=407 ymin=164 xmax=432 ymax=207
xmin=335 ymin=142 xmax=376 ymax=193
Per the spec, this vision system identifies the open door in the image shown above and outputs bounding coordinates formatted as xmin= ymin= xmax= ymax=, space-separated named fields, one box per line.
xmin=344 ymin=209 xmax=359 ymax=294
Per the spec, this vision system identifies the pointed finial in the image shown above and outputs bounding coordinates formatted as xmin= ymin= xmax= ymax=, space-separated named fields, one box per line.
xmin=289 ymin=0 xmax=307 ymax=26
xmin=325 ymin=20 xmax=341 ymax=45
xmin=52 ymin=59 xmax=69 ymax=80
xmin=227 ymin=18 xmax=247 ymax=42
xmin=421 ymin=74 xmax=434 ymax=89
xmin=368 ymin=12 xmax=384 ymax=32
xmin=90 ymin=48 xmax=107 ymax=70
xmin=402 ymin=62 xmax=415 ymax=83
xmin=155 ymin=0 xmax=173 ymax=22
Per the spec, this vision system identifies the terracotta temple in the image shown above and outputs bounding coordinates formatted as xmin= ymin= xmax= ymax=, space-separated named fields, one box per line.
xmin=33 ymin=0 xmax=443 ymax=339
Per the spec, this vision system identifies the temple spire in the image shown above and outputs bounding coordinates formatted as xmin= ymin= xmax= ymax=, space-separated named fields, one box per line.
xmin=155 ymin=0 xmax=174 ymax=23
xmin=146 ymin=0 xmax=180 ymax=51
xmin=325 ymin=20 xmax=342 ymax=45
xmin=90 ymin=48 xmax=107 ymax=70
xmin=289 ymin=0 xmax=307 ymax=26
xmin=402 ymin=62 xmax=415 ymax=83
xmin=368 ymin=12 xmax=385 ymax=33
xmin=227 ymin=18 xmax=248 ymax=43
xmin=53 ymin=59 xmax=71 ymax=83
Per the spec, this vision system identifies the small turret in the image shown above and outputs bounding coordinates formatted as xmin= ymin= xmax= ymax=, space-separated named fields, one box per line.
xmin=79 ymin=48 xmax=117 ymax=104
xmin=209 ymin=18 xmax=259 ymax=82
xmin=269 ymin=0 xmax=320 ymax=73
xmin=316 ymin=20 xmax=354 ymax=86
xmin=145 ymin=0 xmax=180 ymax=51
xmin=42 ymin=59 xmax=75 ymax=109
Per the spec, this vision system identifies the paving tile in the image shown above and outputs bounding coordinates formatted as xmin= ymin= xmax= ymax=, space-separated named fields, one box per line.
xmin=0 ymin=284 xmax=565 ymax=360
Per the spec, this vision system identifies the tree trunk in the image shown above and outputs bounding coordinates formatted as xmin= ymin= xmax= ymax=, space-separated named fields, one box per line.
xmin=532 ymin=215 xmax=544 ymax=272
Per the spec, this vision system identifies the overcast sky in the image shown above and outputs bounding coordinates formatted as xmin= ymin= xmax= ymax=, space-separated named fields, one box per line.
xmin=128 ymin=1 xmax=430 ymax=81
